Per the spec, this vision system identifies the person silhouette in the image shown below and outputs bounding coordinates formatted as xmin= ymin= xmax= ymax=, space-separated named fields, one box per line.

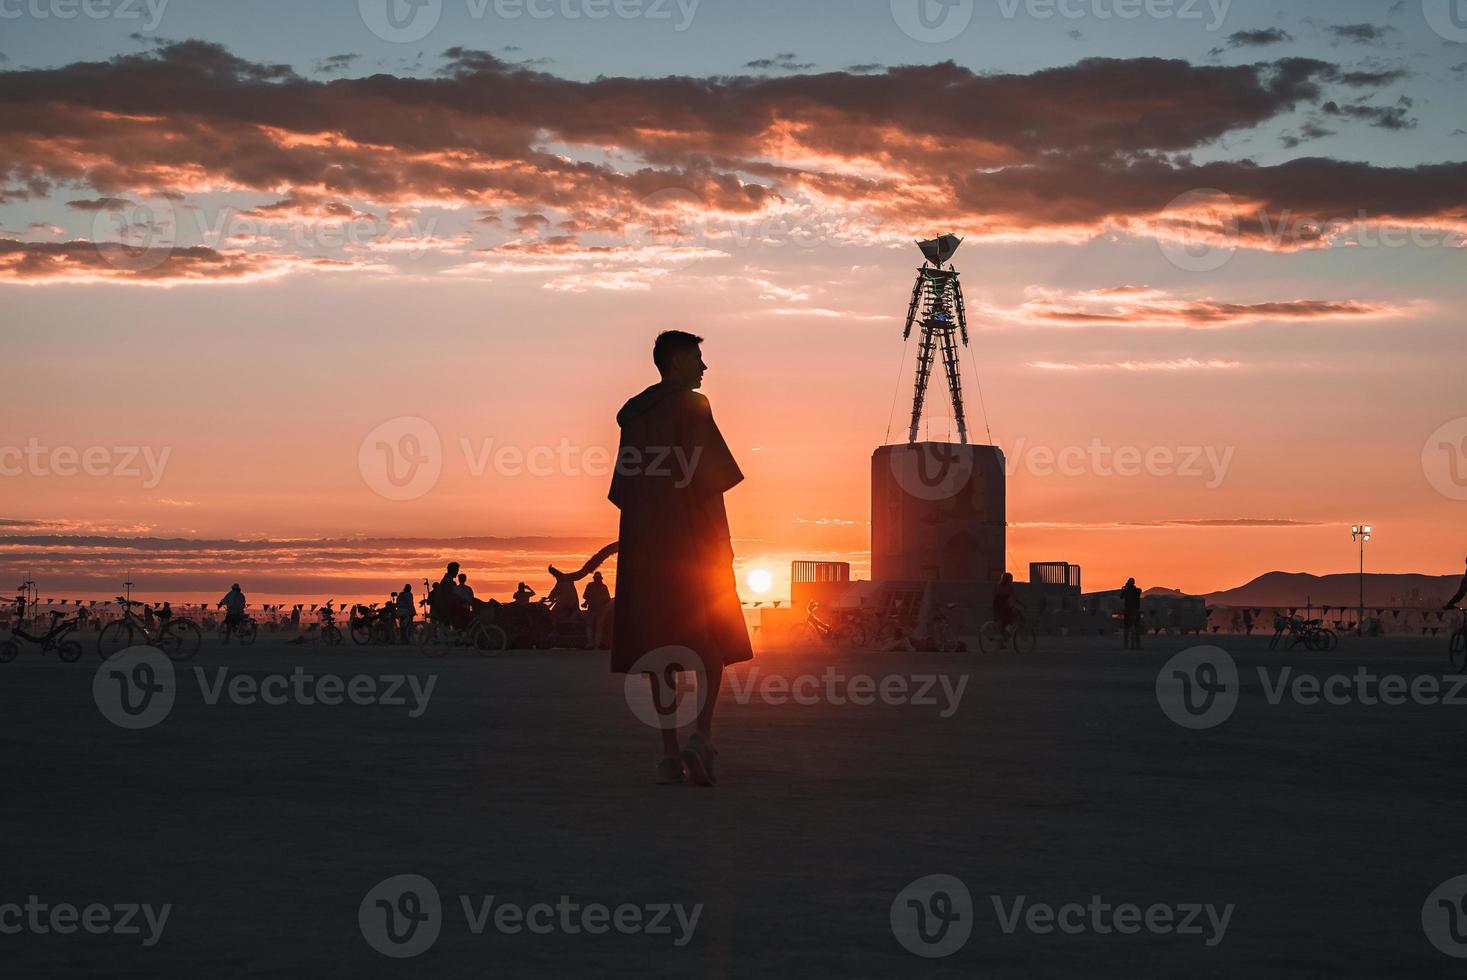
xmin=438 ymin=562 xmax=466 ymax=628
xmin=1445 ymin=557 xmax=1467 ymax=609
xmin=609 ymin=330 xmax=752 ymax=786
xmin=218 ymin=583 xmax=246 ymax=645
xmin=582 ymin=570 xmax=612 ymax=649
xmin=992 ymin=572 xmax=1020 ymax=643
xmin=1121 ymin=577 xmax=1143 ymax=650
xmin=396 ymin=584 xmax=415 ymax=643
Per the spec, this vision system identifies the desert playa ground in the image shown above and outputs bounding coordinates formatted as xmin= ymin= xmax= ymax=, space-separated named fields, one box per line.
xmin=2 ymin=632 xmax=1464 ymax=978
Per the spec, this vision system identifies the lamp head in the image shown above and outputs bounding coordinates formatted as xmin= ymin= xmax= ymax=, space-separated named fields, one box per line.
xmin=917 ymin=234 xmax=962 ymax=267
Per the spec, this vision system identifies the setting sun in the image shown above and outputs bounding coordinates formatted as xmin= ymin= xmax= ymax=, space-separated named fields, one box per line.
xmin=746 ymin=568 xmax=773 ymax=595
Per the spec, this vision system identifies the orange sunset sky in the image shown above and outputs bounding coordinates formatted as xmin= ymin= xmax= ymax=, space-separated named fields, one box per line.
xmin=2 ymin=0 xmax=1466 ymax=602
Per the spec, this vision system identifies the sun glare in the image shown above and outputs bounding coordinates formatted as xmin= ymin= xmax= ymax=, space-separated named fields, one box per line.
xmin=746 ymin=568 xmax=773 ymax=595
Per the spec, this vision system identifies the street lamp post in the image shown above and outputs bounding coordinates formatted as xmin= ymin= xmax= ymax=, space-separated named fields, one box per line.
xmin=1350 ymin=524 xmax=1372 ymax=637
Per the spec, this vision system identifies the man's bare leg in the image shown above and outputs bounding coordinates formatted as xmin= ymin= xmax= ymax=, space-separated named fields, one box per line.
xmin=647 ymin=670 xmax=682 ymax=759
xmin=695 ymin=662 xmax=722 ymax=738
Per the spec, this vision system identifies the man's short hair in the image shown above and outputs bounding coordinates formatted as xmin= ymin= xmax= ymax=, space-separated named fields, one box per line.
xmin=653 ymin=330 xmax=704 ymax=371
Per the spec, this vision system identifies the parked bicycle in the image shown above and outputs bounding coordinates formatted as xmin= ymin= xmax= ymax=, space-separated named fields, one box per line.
xmin=1 ymin=605 xmax=85 ymax=663
xmin=1269 ymin=615 xmax=1338 ymax=652
xmin=789 ymin=601 xmax=868 ymax=649
xmin=99 ymin=597 xmax=203 ymax=661
xmin=415 ymin=608 xmax=509 ymax=656
xmin=350 ymin=603 xmax=400 ymax=646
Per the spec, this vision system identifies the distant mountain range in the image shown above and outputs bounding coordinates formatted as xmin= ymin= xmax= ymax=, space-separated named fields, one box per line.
xmin=1198 ymin=572 xmax=1464 ymax=608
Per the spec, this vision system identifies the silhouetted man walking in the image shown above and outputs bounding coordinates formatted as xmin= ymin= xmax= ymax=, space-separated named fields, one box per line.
xmin=610 ymin=330 xmax=752 ymax=786
xmin=583 ymin=571 xmax=611 ymax=649
xmin=1121 ymin=577 xmax=1143 ymax=650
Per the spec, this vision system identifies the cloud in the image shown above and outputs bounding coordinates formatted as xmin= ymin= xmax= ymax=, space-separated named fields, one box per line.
xmin=1220 ymin=28 xmax=1294 ymax=48
xmin=65 ymin=197 xmax=137 ymax=212
xmin=448 ymin=237 xmax=727 ymax=291
xmin=1123 ymin=519 xmax=1324 ymax=527
xmin=1322 ymin=96 xmax=1416 ymax=130
xmin=0 ymin=238 xmax=369 ymax=286
xmin=0 ymin=41 xmax=1460 ymax=267
xmin=1027 ymin=358 xmax=1243 ymax=371
xmin=993 ymin=286 xmax=1402 ymax=329
xmin=312 ymin=53 xmax=359 ymax=75
xmin=1328 ymin=24 xmax=1396 ymax=45
xmin=1013 ymin=518 xmax=1323 ymax=529
xmin=1333 ymin=68 xmax=1408 ymax=87
xmin=1280 ymin=120 xmax=1336 ymax=148
xmin=512 ymin=212 xmax=551 ymax=234
xmin=744 ymin=52 xmax=815 ymax=72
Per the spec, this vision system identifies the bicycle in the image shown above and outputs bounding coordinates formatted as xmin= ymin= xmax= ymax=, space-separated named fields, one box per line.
xmin=1 ymin=606 xmax=85 ymax=663
xmin=1269 ymin=615 xmax=1338 ymax=652
xmin=99 ymin=597 xmax=203 ymax=661
xmin=319 ymin=603 xmax=344 ymax=646
xmin=350 ymin=604 xmax=400 ymax=646
xmin=1448 ymin=608 xmax=1466 ymax=673
xmin=415 ymin=610 xmax=509 ymax=656
xmin=223 ymin=613 xmax=259 ymax=646
xmin=978 ymin=614 xmax=1037 ymax=655
xmin=789 ymin=601 xmax=867 ymax=649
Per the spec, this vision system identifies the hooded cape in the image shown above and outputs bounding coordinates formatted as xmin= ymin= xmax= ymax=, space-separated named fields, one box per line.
xmin=608 ymin=382 xmax=753 ymax=673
